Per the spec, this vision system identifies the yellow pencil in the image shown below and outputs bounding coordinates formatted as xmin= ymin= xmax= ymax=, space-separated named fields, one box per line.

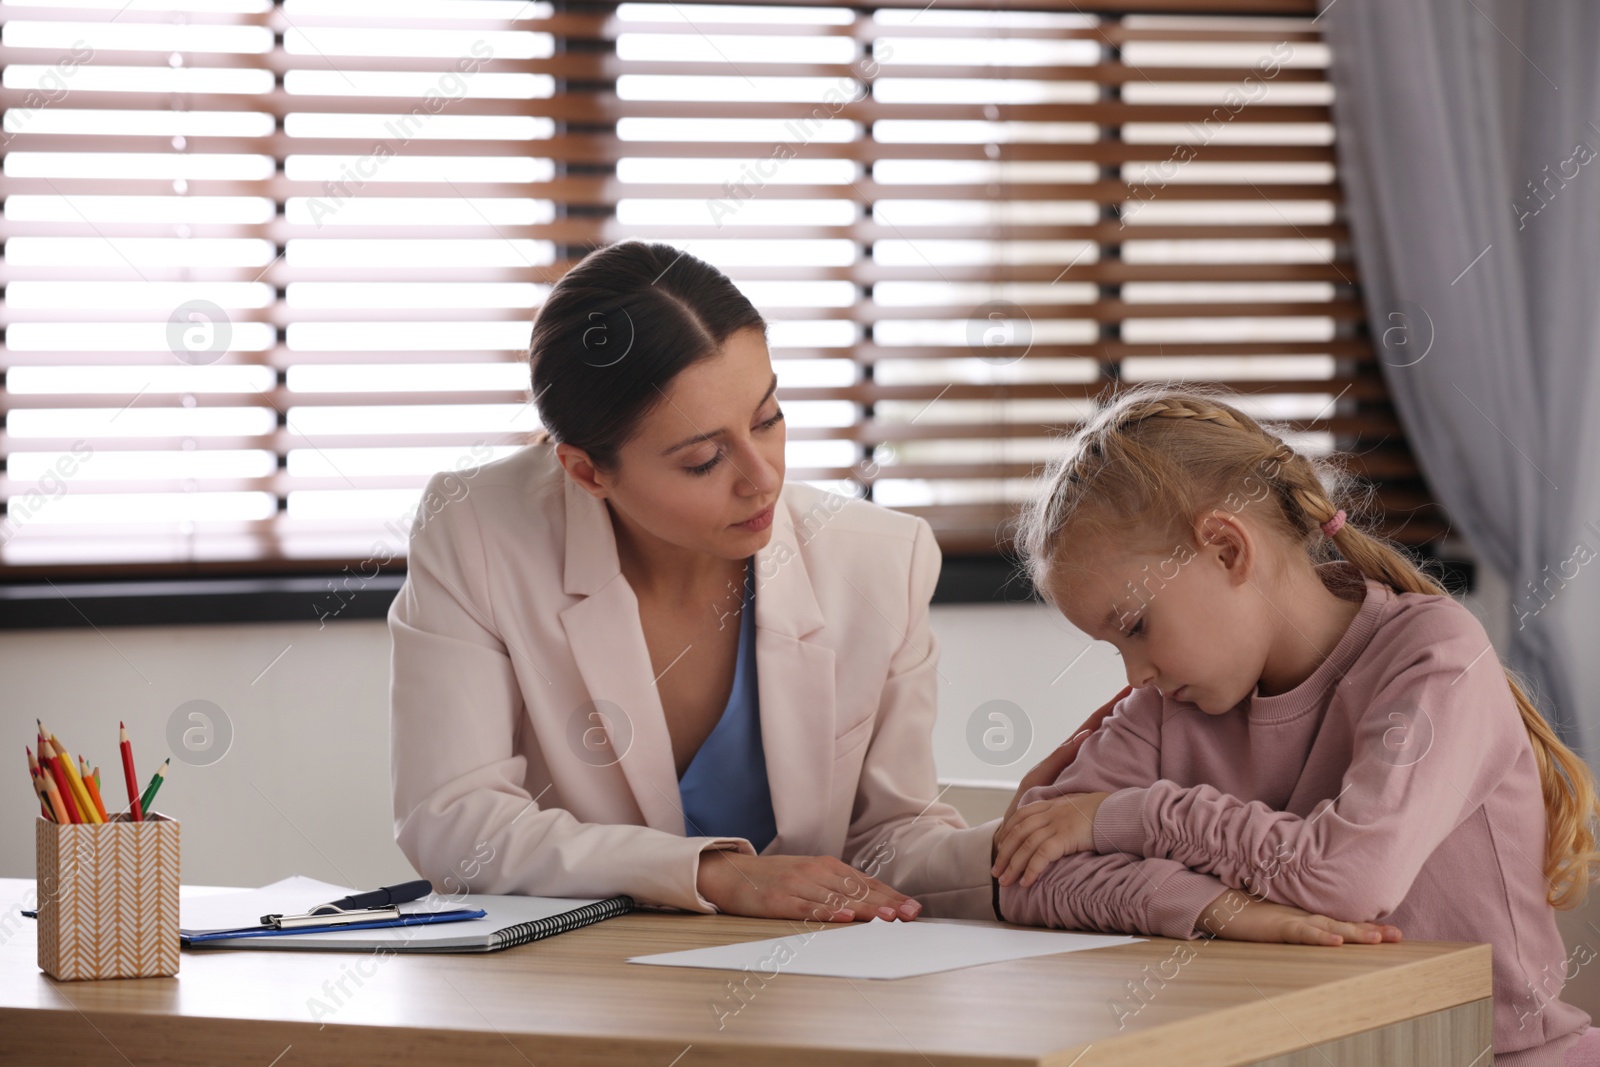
xmin=79 ymin=756 xmax=109 ymax=822
xmin=51 ymin=737 xmax=96 ymax=822
xmin=48 ymin=735 xmax=100 ymax=824
xmin=54 ymin=736 xmax=98 ymax=823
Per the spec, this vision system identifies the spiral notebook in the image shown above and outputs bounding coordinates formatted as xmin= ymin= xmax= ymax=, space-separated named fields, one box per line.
xmin=180 ymin=875 xmax=634 ymax=953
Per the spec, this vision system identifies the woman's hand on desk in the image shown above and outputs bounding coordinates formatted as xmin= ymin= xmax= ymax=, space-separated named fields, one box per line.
xmin=1197 ymin=889 xmax=1403 ymax=947
xmin=696 ymin=851 xmax=922 ymax=923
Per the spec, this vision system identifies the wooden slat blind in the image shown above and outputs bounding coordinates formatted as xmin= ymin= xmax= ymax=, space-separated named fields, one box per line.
xmin=0 ymin=0 xmax=1443 ymax=578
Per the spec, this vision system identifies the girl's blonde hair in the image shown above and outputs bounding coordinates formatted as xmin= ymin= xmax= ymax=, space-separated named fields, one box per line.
xmin=1014 ymin=383 xmax=1600 ymax=909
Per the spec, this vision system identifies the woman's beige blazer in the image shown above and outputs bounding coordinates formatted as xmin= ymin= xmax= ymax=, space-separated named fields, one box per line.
xmin=389 ymin=444 xmax=995 ymax=918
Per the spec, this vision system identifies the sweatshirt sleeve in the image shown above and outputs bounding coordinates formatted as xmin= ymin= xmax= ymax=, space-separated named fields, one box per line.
xmin=1000 ymin=852 xmax=1235 ymax=940
xmin=1000 ymin=687 xmax=1230 ymax=938
xmin=1089 ymin=600 xmax=1523 ymax=920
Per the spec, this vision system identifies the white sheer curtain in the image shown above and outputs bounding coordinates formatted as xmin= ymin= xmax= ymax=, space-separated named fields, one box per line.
xmin=1320 ymin=0 xmax=1600 ymax=748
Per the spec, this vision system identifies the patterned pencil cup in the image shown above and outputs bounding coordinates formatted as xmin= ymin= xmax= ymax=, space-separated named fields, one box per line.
xmin=36 ymin=813 xmax=180 ymax=980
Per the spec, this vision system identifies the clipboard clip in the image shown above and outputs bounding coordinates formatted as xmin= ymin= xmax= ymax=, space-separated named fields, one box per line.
xmin=260 ymin=877 xmax=434 ymax=930
xmin=261 ymin=905 xmax=403 ymax=931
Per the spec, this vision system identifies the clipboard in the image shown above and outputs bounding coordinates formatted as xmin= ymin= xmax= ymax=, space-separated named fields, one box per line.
xmin=181 ymin=876 xmax=487 ymax=944
xmin=182 ymin=907 xmax=487 ymax=944
xmin=179 ymin=876 xmax=635 ymax=953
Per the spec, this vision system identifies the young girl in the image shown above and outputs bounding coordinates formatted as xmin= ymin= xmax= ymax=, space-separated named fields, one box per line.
xmin=990 ymin=385 xmax=1600 ymax=1066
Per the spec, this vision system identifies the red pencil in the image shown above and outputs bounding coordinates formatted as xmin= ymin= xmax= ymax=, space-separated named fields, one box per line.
xmin=39 ymin=738 xmax=80 ymax=823
xmin=119 ymin=721 xmax=143 ymax=822
xmin=27 ymin=750 xmax=49 ymax=820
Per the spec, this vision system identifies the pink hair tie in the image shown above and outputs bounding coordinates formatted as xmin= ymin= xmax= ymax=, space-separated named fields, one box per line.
xmin=1321 ymin=509 xmax=1347 ymax=538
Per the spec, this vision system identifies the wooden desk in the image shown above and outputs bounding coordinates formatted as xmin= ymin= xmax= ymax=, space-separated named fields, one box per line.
xmin=0 ymin=878 xmax=1491 ymax=1067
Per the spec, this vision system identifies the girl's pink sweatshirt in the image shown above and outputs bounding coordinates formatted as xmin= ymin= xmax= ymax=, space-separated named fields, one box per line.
xmin=1000 ymin=561 xmax=1591 ymax=1066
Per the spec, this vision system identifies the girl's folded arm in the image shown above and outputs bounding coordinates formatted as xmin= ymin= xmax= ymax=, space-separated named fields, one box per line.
xmin=1000 ymin=850 xmax=1229 ymax=940
xmin=1002 ymin=687 xmax=1234 ymax=938
xmin=1089 ymin=620 xmax=1519 ymax=919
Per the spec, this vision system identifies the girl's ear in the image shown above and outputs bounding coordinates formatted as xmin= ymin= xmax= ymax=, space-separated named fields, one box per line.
xmin=1195 ymin=509 xmax=1254 ymax=585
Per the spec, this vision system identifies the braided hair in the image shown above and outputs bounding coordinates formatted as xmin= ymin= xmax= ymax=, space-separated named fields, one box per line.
xmin=1014 ymin=383 xmax=1599 ymax=909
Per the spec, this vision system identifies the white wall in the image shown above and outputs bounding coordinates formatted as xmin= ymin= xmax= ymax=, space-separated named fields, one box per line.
xmin=2 ymin=553 xmax=1512 ymax=891
xmin=6 ymin=618 xmax=412 ymax=890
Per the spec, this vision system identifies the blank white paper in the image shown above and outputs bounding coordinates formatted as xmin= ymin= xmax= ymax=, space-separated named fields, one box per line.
xmin=180 ymin=875 xmax=359 ymax=932
xmin=628 ymin=917 xmax=1142 ymax=979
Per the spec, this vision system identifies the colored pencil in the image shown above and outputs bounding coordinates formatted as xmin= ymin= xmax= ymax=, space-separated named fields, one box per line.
xmin=119 ymin=722 xmax=143 ymax=822
xmin=26 ymin=747 xmax=49 ymax=819
xmin=30 ymin=767 xmax=51 ymax=820
xmin=79 ymin=756 xmax=109 ymax=822
xmin=39 ymin=739 xmax=80 ymax=823
xmin=49 ymin=733 xmax=100 ymax=824
xmin=138 ymin=758 xmax=170 ymax=815
xmin=36 ymin=766 xmax=68 ymax=823
xmin=42 ymin=721 xmax=94 ymax=822
xmin=32 ymin=769 xmax=58 ymax=822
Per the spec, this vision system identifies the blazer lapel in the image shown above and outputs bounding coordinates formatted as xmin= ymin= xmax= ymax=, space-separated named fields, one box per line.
xmin=557 ymin=477 xmax=684 ymax=834
xmin=753 ymin=495 xmax=837 ymax=856
xmin=556 ymin=475 xmax=840 ymax=853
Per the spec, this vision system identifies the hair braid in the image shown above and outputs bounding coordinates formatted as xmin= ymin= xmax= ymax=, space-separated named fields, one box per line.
xmin=1321 ymin=490 xmax=1599 ymax=907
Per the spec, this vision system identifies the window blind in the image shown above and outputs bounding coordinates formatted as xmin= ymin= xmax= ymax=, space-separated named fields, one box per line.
xmin=0 ymin=0 xmax=1443 ymax=578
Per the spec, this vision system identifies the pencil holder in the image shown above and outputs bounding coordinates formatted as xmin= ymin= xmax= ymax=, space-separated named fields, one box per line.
xmin=36 ymin=813 xmax=180 ymax=981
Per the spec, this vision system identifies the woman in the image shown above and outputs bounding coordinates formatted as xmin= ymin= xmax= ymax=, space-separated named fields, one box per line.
xmin=388 ymin=240 xmax=1099 ymax=922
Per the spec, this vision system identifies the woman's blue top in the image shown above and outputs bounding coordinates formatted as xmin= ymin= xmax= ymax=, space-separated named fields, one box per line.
xmin=677 ymin=557 xmax=778 ymax=852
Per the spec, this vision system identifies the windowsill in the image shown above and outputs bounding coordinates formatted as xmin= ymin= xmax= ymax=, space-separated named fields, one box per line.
xmin=0 ymin=573 xmax=407 ymax=630
xmin=0 ymin=554 xmax=1474 ymax=630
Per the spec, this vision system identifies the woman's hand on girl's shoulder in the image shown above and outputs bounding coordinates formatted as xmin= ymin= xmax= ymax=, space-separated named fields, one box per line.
xmin=1197 ymin=888 xmax=1403 ymax=946
xmin=1001 ymin=684 xmax=1133 ymax=825
xmin=696 ymin=850 xmax=922 ymax=923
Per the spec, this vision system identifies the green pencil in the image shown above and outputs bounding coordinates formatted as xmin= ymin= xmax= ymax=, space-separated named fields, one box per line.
xmin=138 ymin=757 xmax=170 ymax=814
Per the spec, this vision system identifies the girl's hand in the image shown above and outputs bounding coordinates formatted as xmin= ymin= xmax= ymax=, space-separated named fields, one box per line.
xmin=1001 ymin=685 xmax=1131 ymax=825
xmin=991 ymin=792 xmax=1111 ymax=887
xmin=1198 ymin=888 xmax=1403 ymax=946
xmin=696 ymin=851 xmax=922 ymax=923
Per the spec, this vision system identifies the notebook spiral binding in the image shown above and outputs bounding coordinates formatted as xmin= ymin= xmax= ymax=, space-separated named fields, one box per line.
xmin=490 ymin=895 xmax=636 ymax=950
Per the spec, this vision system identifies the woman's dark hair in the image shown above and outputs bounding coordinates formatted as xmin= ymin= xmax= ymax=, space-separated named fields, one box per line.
xmin=526 ymin=239 xmax=767 ymax=470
